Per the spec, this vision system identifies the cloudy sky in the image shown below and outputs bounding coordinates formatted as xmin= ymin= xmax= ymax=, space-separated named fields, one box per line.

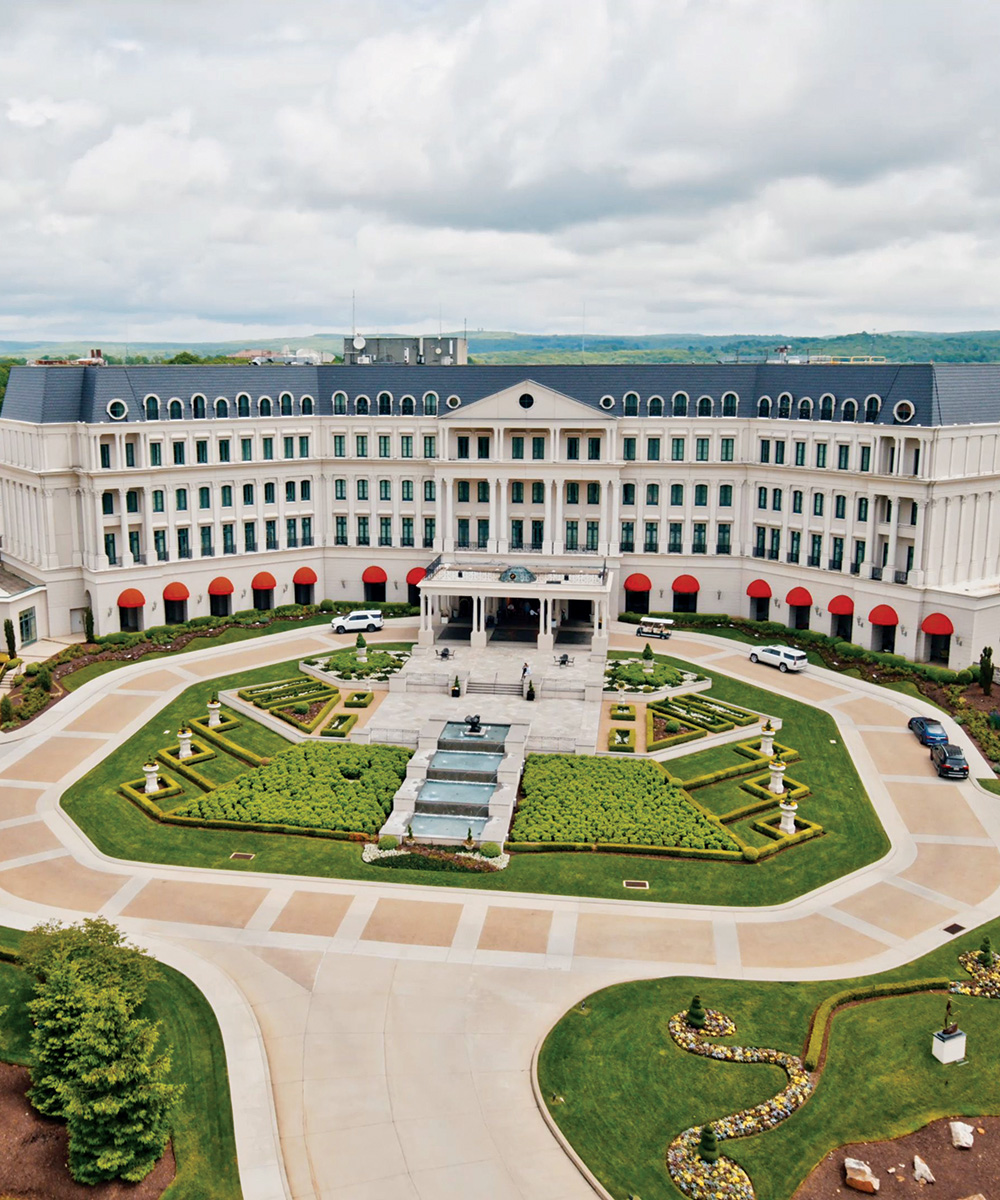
xmin=1 ymin=0 xmax=998 ymax=341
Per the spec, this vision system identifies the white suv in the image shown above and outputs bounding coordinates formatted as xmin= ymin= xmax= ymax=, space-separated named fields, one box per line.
xmin=331 ymin=610 xmax=384 ymax=635
xmin=748 ymin=645 xmax=807 ymax=673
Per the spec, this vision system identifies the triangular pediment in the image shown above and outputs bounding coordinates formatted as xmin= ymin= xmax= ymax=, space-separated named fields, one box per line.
xmin=441 ymin=379 xmax=613 ymax=422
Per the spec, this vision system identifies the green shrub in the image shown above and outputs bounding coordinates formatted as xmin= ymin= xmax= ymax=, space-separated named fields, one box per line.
xmin=742 ymin=845 xmax=760 ymax=862
xmin=607 ymin=726 xmax=636 ymax=753
xmin=378 ymin=834 xmax=399 ymax=850
xmin=292 ymin=702 xmax=310 ymax=715
xmin=320 ymin=599 xmax=334 ymax=612
xmin=479 ymin=841 xmax=501 ymax=858
xmin=957 ymin=668 xmax=975 ymax=685
xmin=0 ymin=695 xmax=14 ymax=724
xmin=24 ymin=662 xmax=39 ymax=676
xmin=345 ymin=691 xmax=374 ymax=708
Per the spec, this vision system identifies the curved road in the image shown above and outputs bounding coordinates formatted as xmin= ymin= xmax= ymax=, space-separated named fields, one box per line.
xmin=1 ymin=621 xmax=997 ymax=1200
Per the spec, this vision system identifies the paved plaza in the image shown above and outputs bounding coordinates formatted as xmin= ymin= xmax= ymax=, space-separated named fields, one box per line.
xmin=1 ymin=619 xmax=999 ymax=1198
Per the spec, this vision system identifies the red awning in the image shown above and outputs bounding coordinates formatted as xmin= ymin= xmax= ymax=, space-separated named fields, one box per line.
xmin=251 ymin=571 xmax=276 ymax=590
xmin=921 ymin=612 xmax=954 ymax=636
xmin=624 ymin=572 xmax=652 ymax=591
xmin=406 ymin=567 xmax=427 ymax=586
xmin=786 ymin=586 xmax=812 ymax=607
xmin=869 ymin=603 xmax=899 ymax=626
xmin=362 ymin=565 xmax=387 ymax=584
xmin=672 ymin=574 xmax=700 ymax=594
xmin=746 ymin=579 xmax=771 ymax=599
xmin=293 ymin=567 xmax=317 ymax=585
xmin=117 ymin=588 xmax=145 ymax=608
xmin=162 ymin=582 xmax=189 ymax=602
xmin=828 ymin=594 xmax=854 ymax=615
xmin=208 ymin=577 xmax=234 ymax=596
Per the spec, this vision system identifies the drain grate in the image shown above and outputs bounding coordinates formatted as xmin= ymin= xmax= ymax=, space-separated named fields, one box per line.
xmin=944 ymin=923 xmax=965 ymax=935
xmin=623 ymin=880 xmax=649 ymax=890
xmin=230 ymin=852 xmax=256 ymax=861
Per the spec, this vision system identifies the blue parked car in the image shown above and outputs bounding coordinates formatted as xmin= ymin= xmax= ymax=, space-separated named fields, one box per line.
xmin=908 ymin=716 xmax=949 ymax=745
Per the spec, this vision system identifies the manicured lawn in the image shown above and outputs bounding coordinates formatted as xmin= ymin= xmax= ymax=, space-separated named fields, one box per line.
xmin=978 ymin=777 xmax=1000 ymax=796
xmin=62 ymin=654 xmax=888 ymax=906
xmin=538 ymin=919 xmax=1000 ymax=1200
xmin=0 ymin=926 xmax=242 ymax=1199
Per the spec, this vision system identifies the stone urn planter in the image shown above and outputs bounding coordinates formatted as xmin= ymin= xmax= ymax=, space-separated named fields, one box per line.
xmin=760 ymin=719 xmax=775 ymax=757
xmin=177 ymin=728 xmax=193 ymax=760
xmin=142 ymin=762 xmax=160 ymax=795
xmin=778 ymin=798 xmax=798 ymax=835
xmin=768 ymin=757 xmax=786 ymax=796
xmin=206 ymin=698 xmax=222 ymax=728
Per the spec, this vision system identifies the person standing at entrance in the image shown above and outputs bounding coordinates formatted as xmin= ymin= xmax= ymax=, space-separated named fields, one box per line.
xmin=521 ymin=662 xmax=529 ymax=683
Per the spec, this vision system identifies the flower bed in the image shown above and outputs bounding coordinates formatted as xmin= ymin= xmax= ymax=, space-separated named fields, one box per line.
xmin=345 ymin=690 xmax=374 ymax=708
xmin=320 ymin=712 xmax=358 ymax=738
xmin=610 ymin=702 xmax=636 ymax=722
xmin=605 ymin=657 xmax=688 ymax=692
xmin=646 ymin=709 xmax=706 ymax=752
xmin=322 ymin=647 xmax=409 ymax=681
xmin=607 ymin=726 xmax=636 ymax=753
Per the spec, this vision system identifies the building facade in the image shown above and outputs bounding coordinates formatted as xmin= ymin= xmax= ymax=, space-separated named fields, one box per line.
xmin=1 ymin=361 xmax=999 ymax=664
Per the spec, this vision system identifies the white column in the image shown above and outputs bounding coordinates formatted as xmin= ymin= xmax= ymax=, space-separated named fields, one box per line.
xmin=442 ymin=477 xmax=454 ymax=552
xmin=497 ymin=479 xmax=509 ymax=553
xmin=543 ymin=478 xmax=553 ymax=553
xmin=471 ymin=589 xmax=487 ymax=649
xmin=553 ymin=479 xmax=564 ymax=554
xmin=608 ymin=478 xmax=620 ymax=555
xmin=537 ymin=593 xmax=554 ymax=652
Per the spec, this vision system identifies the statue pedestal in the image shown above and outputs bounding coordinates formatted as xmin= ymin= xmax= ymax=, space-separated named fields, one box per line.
xmin=778 ymin=800 xmax=798 ymax=835
xmin=760 ymin=729 xmax=775 ymax=756
xmin=768 ymin=760 xmax=787 ymax=796
xmin=177 ymin=730 xmax=193 ymax=760
xmin=143 ymin=764 xmax=159 ymax=795
xmin=207 ymin=701 xmax=222 ymax=728
xmin=931 ymin=1028 xmax=966 ymax=1064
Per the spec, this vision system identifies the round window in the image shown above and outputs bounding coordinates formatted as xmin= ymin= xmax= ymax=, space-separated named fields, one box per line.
xmin=518 ymin=393 xmax=534 ymax=409
xmin=446 ymin=395 xmax=461 ymax=409
xmin=893 ymin=400 xmax=915 ymax=424
xmin=107 ymin=399 xmax=127 ymax=420
xmin=599 ymin=395 xmax=615 ymax=410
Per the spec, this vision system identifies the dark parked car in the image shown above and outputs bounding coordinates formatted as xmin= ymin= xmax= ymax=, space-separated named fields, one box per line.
xmin=930 ymin=743 xmax=969 ymax=779
xmin=908 ymin=716 xmax=949 ymax=745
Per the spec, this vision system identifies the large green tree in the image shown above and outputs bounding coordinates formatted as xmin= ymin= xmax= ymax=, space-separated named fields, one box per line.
xmin=26 ymin=957 xmax=91 ymax=1118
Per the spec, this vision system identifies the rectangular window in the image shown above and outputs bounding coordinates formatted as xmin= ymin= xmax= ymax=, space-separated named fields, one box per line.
xmin=815 ymin=443 xmax=827 ymax=468
xmin=175 ymin=488 xmax=188 ymax=511
xmin=221 ymin=485 xmax=232 ymax=507
xmin=285 ymin=481 xmax=296 ymax=503
xmin=646 ymin=522 xmax=661 ymax=551
xmin=152 ymin=489 xmax=164 ymax=513
xmin=173 ymin=442 xmax=185 ymax=466
xmin=357 ymin=479 xmax=369 ymax=501
xmin=565 ymin=520 xmax=579 ymax=550
xmin=218 ymin=439 xmax=231 ymax=463
xmin=244 ymin=521 xmax=256 ymax=551
xmin=424 ymin=480 xmax=436 ymax=502
xmin=837 ymin=444 xmax=849 ymax=470
xmin=355 ymin=435 xmax=368 ymax=457
xmin=511 ymin=481 xmax=524 ymax=504
xmin=511 ymin=436 xmax=524 ymax=460
xmin=153 ymin=529 xmax=167 ymax=560
xmin=857 ymin=497 xmax=869 ymax=521
xmin=811 ymin=533 xmax=823 ymax=563
xmin=647 ymin=437 xmax=661 ymax=462
xmin=759 ymin=439 xmax=771 ymax=464
xmin=671 ymin=437 xmax=685 ymax=461
xmin=754 ymin=526 xmax=765 ymax=555
xmin=567 ymin=437 xmax=580 ymax=461
xmin=401 ymin=516 xmax=413 ymax=546
xmin=813 ymin=493 xmax=824 ymax=517
xmin=719 ymin=484 xmax=732 ymax=507
xmin=125 ymin=442 xmax=135 ymax=468
xmin=531 ymin=436 xmax=545 ymax=460
xmin=834 ymin=494 xmax=846 ymax=519
xmin=242 ymin=484 xmax=254 ymax=505
xmin=200 ymin=526 xmax=212 ymax=557
xmin=789 ymin=531 xmax=801 ymax=563
xmin=860 ymin=445 xmax=871 ymax=472
xmin=832 ymin=535 xmax=844 ymax=564
xmin=622 ymin=483 xmax=635 ymax=506
xmin=476 ymin=518 xmax=490 ymax=546
xmin=241 ymin=437 xmax=252 ymax=462
xmin=379 ymin=479 xmax=391 ymax=501
xmin=221 ymin=523 xmax=235 ymax=553
xmin=299 ymin=435 xmax=309 ymax=458
xmin=380 ymin=516 xmax=393 ymax=546
xmin=477 ymin=436 xmax=490 ymax=459
xmin=101 ymin=491 xmax=114 ymax=516
xmin=477 ymin=481 xmax=490 ymax=503
xmin=670 ymin=483 xmax=683 ymax=506
xmin=300 ymin=479 xmax=311 ymax=502
xmin=794 ymin=441 xmax=806 ymax=466
xmin=196 ymin=440 xmax=208 ymax=464
xmin=264 ymin=482 xmax=275 ymax=505
xmin=150 ymin=443 xmax=162 ymax=467
xmin=510 ymin=519 xmax=524 ymax=549
xmin=565 ymin=482 xmax=578 ymax=505
xmin=104 ymin=531 xmax=117 ymax=562
xmin=757 ymin=486 xmax=767 ymax=509
xmin=423 ymin=517 xmax=436 ymax=547
xmin=774 ymin=440 xmax=786 ymax=465
xmin=587 ymin=482 xmax=600 ymax=505
xmin=401 ymin=435 xmax=413 ymax=458
xmin=586 ymin=520 xmax=599 ymax=551
xmin=457 ymin=436 xmax=470 ymax=459
xmin=588 ymin=437 xmax=601 ymax=461
xmin=531 ymin=482 xmax=545 ymax=504
xmin=263 ymin=437 xmax=274 ymax=461
xmin=333 ymin=435 xmax=345 ymax=458
xmin=792 ymin=489 xmax=803 ymax=514
xmin=717 ymin=523 xmax=731 ymax=551
xmin=402 ymin=479 xmax=413 ymax=502
xmin=457 ymin=518 xmax=469 ymax=547
xmin=265 ymin=519 xmax=277 ymax=549
xmin=646 ymin=483 xmax=659 ymax=505
xmin=457 ymin=481 xmax=470 ymax=503
xmin=720 ymin=437 xmax=734 ymax=462
xmin=854 ymin=538 xmax=866 ymax=564
xmin=100 ymin=444 xmax=111 ymax=469
xmin=334 ymin=478 xmax=346 ymax=500
xmin=772 ymin=488 xmax=782 ymax=511
xmin=199 ymin=486 xmax=211 ymax=510
xmin=769 ymin=527 xmax=780 ymax=558
xmin=335 ymin=516 xmax=347 ymax=545
xmin=694 ymin=484 xmax=708 ymax=507
xmin=620 ymin=520 xmax=635 ymax=550
xmin=423 ymin=435 xmax=436 ymax=459
xmin=285 ymin=518 xmax=297 ymax=547
xmin=696 ymin=437 xmax=709 ymax=462
xmin=623 ymin=437 xmax=636 ymax=461
xmin=378 ymin=435 xmax=391 ymax=458
xmin=356 ymin=516 xmax=369 ymax=546
xmin=283 ymin=436 xmax=294 ymax=459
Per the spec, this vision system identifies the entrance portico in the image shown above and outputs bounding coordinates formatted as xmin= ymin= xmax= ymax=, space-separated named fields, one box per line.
xmin=417 ymin=560 xmax=614 ymax=654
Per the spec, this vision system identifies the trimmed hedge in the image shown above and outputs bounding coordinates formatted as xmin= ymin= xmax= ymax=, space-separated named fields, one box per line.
xmin=345 ymin=691 xmax=374 ymax=708
xmin=321 ymin=712 xmax=359 ymax=737
xmin=608 ymin=726 xmax=636 ymax=753
xmin=511 ymin=840 xmax=744 ymax=861
xmin=610 ymin=703 xmax=636 ymax=722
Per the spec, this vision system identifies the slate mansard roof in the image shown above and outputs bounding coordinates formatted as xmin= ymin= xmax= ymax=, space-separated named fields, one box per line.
xmin=5 ymin=362 xmax=1000 ymax=427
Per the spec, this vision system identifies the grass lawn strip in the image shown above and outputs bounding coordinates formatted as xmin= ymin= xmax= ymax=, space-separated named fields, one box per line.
xmin=0 ymin=927 xmax=241 ymax=1200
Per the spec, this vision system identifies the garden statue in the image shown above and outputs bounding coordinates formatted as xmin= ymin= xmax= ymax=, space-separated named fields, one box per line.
xmin=686 ymin=994 xmax=706 ymax=1030
xmin=697 ymin=1125 xmax=719 ymax=1163
xmin=465 ymin=713 xmax=482 ymax=734
xmin=943 ymin=998 xmax=959 ymax=1036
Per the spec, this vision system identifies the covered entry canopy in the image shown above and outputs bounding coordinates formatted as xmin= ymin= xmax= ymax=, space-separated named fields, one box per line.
xmin=673 ymin=574 xmax=700 ymax=594
xmin=786 ymin=586 xmax=812 ymax=606
xmin=293 ymin=567 xmax=317 ymax=585
xmin=117 ymin=588 xmax=145 ymax=608
xmin=163 ymin=582 xmax=189 ymax=601
xmin=624 ymin=572 xmax=652 ymax=591
xmin=869 ymin=604 xmax=899 ymax=626
xmin=746 ymin=579 xmax=771 ymax=598
xmin=828 ymin=594 xmax=854 ymax=614
xmin=921 ymin=612 xmax=954 ymax=636
xmin=362 ymin=565 xmax=387 ymax=584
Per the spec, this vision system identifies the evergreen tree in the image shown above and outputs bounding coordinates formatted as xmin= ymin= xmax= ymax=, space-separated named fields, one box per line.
xmin=3 ymin=618 xmax=14 ymax=658
xmin=26 ymin=957 xmax=91 ymax=1118
xmin=980 ymin=934 xmax=993 ymax=967
xmin=21 ymin=917 xmax=157 ymax=1007
xmin=981 ymin=646 xmax=994 ymax=696
xmin=83 ymin=607 xmax=94 ymax=643
xmin=642 ymin=641 xmax=654 ymax=661
xmin=0 ymin=694 xmax=13 ymax=724
xmin=686 ymin=994 xmax=706 ymax=1030
xmin=697 ymin=1125 xmax=720 ymax=1163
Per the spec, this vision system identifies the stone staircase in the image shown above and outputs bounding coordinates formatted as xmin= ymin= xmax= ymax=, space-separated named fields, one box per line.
xmin=466 ymin=680 xmax=523 ymax=697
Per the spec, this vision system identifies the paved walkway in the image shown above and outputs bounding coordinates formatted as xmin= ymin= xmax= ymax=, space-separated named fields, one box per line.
xmin=1 ymin=621 xmax=998 ymax=1200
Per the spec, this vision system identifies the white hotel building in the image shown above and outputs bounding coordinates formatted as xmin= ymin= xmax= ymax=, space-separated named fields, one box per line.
xmin=1 ymin=361 xmax=999 ymax=665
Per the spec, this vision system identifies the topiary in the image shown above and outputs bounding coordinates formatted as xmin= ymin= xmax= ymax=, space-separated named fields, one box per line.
xmin=742 ymin=845 xmax=760 ymax=862
xmin=642 ymin=641 xmax=654 ymax=661
xmin=320 ymin=599 xmax=334 ymax=612
xmin=697 ymin=1125 xmax=719 ymax=1163
xmin=36 ymin=667 xmax=52 ymax=692
xmin=378 ymin=834 xmax=399 ymax=850
xmin=355 ymin=632 xmax=367 ymax=649
xmin=686 ymin=994 xmax=706 ymax=1030
xmin=980 ymin=934 xmax=993 ymax=966
xmin=479 ymin=842 xmax=501 ymax=859
xmin=0 ymin=695 xmax=13 ymax=725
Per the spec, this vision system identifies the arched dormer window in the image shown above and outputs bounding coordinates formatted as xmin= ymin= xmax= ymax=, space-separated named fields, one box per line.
xmin=145 ymin=396 xmax=159 ymax=421
xmin=378 ymin=391 xmax=392 ymax=415
xmin=722 ymin=392 xmax=738 ymax=417
xmin=842 ymin=399 xmax=858 ymax=422
xmin=865 ymin=395 xmax=881 ymax=422
xmin=400 ymin=395 xmax=415 ymax=416
xmin=777 ymin=393 xmax=791 ymax=419
xmin=237 ymin=393 xmax=250 ymax=418
xmin=192 ymin=394 xmax=206 ymax=420
xmin=624 ymin=391 xmax=639 ymax=416
xmin=423 ymin=392 xmax=438 ymax=415
xmin=333 ymin=391 xmax=347 ymax=415
xmin=672 ymin=392 xmax=688 ymax=417
xmin=356 ymin=396 xmax=370 ymax=415
xmin=215 ymin=397 xmax=229 ymax=418
xmin=757 ymin=397 xmax=771 ymax=418
xmin=279 ymin=393 xmax=293 ymax=416
xmin=697 ymin=396 xmax=712 ymax=417
xmin=169 ymin=399 xmax=183 ymax=420
xmin=648 ymin=396 xmax=663 ymax=417
xmin=259 ymin=397 xmax=272 ymax=417
xmin=820 ymin=394 xmax=834 ymax=421
xmin=301 ymin=396 xmax=314 ymax=416
xmin=798 ymin=398 xmax=812 ymax=420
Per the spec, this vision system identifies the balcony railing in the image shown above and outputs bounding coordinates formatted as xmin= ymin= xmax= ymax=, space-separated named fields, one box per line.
xmin=752 ymin=546 xmax=765 ymax=558
xmin=156 ymin=549 xmax=169 ymax=562
xmin=200 ymin=544 xmax=214 ymax=557
xmin=287 ymin=537 xmax=299 ymax=549
xmin=266 ymin=538 xmax=280 ymax=550
xmin=893 ymin=569 xmax=910 ymax=584
xmin=645 ymin=541 xmax=661 ymax=553
xmin=178 ymin=547 xmax=192 ymax=560
xmin=301 ymin=535 xmax=314 ymax=548
xmin=422 ymin=537 xmax=435 ymax=548
xmin=401 ymin=537 xmax=414 ymax=548
xmin=692 ymin=543 xmax=708 ymax=554
xmin=766 ymin=549 xmax=780 ymax=561
xmin=245 ymin=541 xmax=258 ymax=553
xmin=716 ymin=543 xmax=731 ymax=555
xmin=807 ymin=554 xmax=821 ymax=567
xmin=106 ymin=555 xmax=122 ymax=567
xmin=334 ymin=536 xmax=348 ymax=546
xmin=379 ymin=537 xmax=393 ymax=547
xmin=665 ymin=541 xmax=681 ymax=553
xmin=131 ymin=553 xmax=146 ymax=565
xmin=620 ymin=541 xmax=635 ymax=553
xmin=223 ymin=544 xmax=237 ymax=555
xmin=786 ymin=551 xmax=800 ymax=564
xmin=870 ymin=566 xmax=883 ymax=581
xmin=828 ymin=557 xmax=844 ymax=571
xmin=850 ymin=561 xmax=862 ymax=575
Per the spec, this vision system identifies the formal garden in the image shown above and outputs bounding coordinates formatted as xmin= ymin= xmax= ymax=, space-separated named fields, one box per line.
xmin=538 ymin=919 xmax=1000 ymax=1200
xmin=0 ymin=919 xmax=240 ymax=1200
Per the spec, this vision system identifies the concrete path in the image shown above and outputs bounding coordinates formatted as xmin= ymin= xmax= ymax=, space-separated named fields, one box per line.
xmin=1 ymin=620 xmax=998 ymax=1199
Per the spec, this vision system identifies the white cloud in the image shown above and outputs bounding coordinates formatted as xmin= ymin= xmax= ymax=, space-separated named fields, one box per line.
xmin=6 ymin=95 xmax=103 ymax=132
